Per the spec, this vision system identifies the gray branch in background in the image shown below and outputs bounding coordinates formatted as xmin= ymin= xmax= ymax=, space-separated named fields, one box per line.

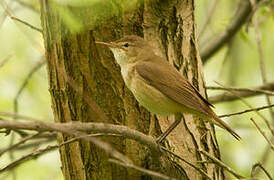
xmin=208 ymin=82 xmax=274 ymax=104
xmin=200 ymin=0 xmax=252 ymax=62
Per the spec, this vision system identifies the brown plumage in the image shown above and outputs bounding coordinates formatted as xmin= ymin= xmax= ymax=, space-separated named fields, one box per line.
xmin=135 ymin=59 xmax=240 ymax=140
xmin=96 ymin=35 xmax=241 ymax=140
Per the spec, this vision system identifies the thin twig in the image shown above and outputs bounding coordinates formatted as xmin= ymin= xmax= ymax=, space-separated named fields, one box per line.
xmin=0 ymin=135 xmax=86 ymax=173
xmin=250 ymin=118 xmax=274 ymax=151
xmin=219 ymin=104 xmax=274 ymax=118
xmin=0 ymin=145 xmax=57 ymax=173
xmin=0 ymin=132 xmax=42 ymax=156
xmin=1 ymin=138 xmax=55 ymax=152
xmin=0 ymin=120 xmax=238 ymax=179
xmin=2 ymin=132 xmax=56 ymax=153
xmin=0 ymin=0 xmax=44 ymax=53
xmin=1 ymin=0 xmax=41 ymax=32
xmin=109 ymin=159 xmax=176 ymax=180
xmin=208 ymin=82 xmax=274 ymax=103
xmin=214 ymin=76 xmax=274 ymax=144
xmin=207 ymin=85 xmax=274 ymax=96
xmin=7 ymin=57 xmax=45 ymax=176
xmin=0 ymin=120 xmax=155 ymax=164
xmin=0 ymin=119 xmax=133 ymax=164
xmin=215 ymin=81 xmax=274 ymax=135
xmin=0 ymin=54 xmax=13 ymax=68
xmin=251 ymin=163 xmax=273 ymax=180
xmin=199 ymin=149 xmax=245 ymax=179
xmin=246 ymin=0 xmax=271 ymax=31
xmin=12 ymin=58 xmax=45 ymax=134
xmin=4 ymin=29 xmax=45 ymax=170
xmin=10 ymin=16 xmax=42 ymax=33
xmin=251 ymin=0 xmax=274 ymax=125
xmin=14 ymin=59 xmax=45 ymax=101
xmin=0 ymin=134 xmax=181 ymax=180
xmin=0 ymin=120 xmax=159 ymax=152
xmin=252 ymin=136 xmax=274 ymax=176
xmin=160 ymin=147 xmax=213 ymax=180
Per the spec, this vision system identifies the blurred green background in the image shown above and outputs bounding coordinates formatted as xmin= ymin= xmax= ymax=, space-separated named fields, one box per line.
xmin=0 ymin=0 xmax=273 ymax=179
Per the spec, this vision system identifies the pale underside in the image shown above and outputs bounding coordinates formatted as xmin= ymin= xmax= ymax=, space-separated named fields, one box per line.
xmin=109 ymin=36 xmax=240 ymax=140
xmin=121 ymin=61 xmax=210 ymax=118
xmin=112 ymin=45 xmax=240 ymax=140
xmin=131 ymin=71 xmax=195 ymax=116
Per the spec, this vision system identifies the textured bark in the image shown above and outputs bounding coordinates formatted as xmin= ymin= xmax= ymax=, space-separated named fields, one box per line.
xmin=143 ymin=1 xmax=224 ymax=179
xmin=40 ymin=0 xmax=224 ymax=179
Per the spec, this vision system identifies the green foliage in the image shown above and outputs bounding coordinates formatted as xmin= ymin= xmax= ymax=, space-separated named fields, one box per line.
xmin=49 ymin=0 xmax=141 ymax=33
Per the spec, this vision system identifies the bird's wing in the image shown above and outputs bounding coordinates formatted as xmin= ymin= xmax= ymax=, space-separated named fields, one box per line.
xmin=135 ymin=60 xmax=213 ymax=116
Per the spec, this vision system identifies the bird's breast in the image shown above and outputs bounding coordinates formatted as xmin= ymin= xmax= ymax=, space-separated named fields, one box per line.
xmin=121 ymin=64 xmax=135 ymax=88
xmin=121 ymin=65 xmax=183 ymax=115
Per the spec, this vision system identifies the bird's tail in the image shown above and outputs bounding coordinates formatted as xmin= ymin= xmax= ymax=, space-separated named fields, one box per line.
xmin=211 ymin=114 xmax=241 ymax=141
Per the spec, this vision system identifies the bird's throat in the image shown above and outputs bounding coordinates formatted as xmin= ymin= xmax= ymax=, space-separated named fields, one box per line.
xmin=111 ymin=49 xmax=128 ymax=67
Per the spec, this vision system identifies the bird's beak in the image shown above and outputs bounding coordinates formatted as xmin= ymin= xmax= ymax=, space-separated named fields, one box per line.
xmin=95 ymin=41 xmax=120 ymax=49
xmin=96 ymin=41 xmax=127 ymax=51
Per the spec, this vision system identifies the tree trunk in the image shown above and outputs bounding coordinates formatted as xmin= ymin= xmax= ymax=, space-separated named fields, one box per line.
xmin=40 ymin=0 xmax=224 ymax=179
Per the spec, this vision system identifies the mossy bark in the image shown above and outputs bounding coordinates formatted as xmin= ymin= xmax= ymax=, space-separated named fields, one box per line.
xmin=40 ymin=0 xmax=224 ymax=179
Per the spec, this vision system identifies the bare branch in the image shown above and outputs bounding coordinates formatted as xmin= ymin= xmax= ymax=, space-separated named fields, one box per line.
xmin=0 ymin=144 xmax=57 ymax=173
xmin=2 ymin=138 xmax=55 ymax=152
xmin=200 ymin=0 xmax=252 ymax=62
xmin=109 ymin=159 xmax=176 ymax=180
xmin=0 ymin=132 xmax=42 ymax=156
xmin=219 ymin=104 xmax=274 ymax=118
xmin=246 ymin=0 xmax=272 ymax=31
xmin=12 ymin=133 xmax=56 ymax=151
xmin=14 ymin=59 xmax=45 ymax=101
xmin=6 ymin=58 xmax=45 ymax=178
xmin=0 ymin=120 xmax=153 ymax=166
xmin=199 ymin=149 xmax=245 ymax=179
xmin=10 ymin=16 xmax=42 ymax=33
xmin=0 ymin=120 xmax=133 ymax=164
xmin=0 ymin=120 xmax=159 ymax=152
xmin=0 ymin=133 xmax=122 ymax=174
xmin=0 ymin=135 xmax=82 ymax=173
xmin=0 ymin=0 xmax=44 ymax=53
xmin=250 ymin=118 xmax=274 ymax=151
xmin=12 ymin=58 xmax=46 ymax=133
xmin=0 ymin=120 xmax=220 ymax=179
xmin=0 ymin=0 xmax=41 ymax=32
xmin=207 ymin=82 xmax=274 ymax=103
xmin=215 ymin=81 xmax=274 ymax=135
xmin=208 ymin=83 xmax=274 ymax=103
xmin=251 ymin=163 xmax=273 ymax=180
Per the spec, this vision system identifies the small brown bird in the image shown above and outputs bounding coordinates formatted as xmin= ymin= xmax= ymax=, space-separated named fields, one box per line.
xmin=96 ymin=35 xmax=240 ymax=141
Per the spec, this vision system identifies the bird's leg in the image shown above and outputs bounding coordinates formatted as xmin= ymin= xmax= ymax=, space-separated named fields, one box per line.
xmin=156 ymin=113 xmax=182 ymax=144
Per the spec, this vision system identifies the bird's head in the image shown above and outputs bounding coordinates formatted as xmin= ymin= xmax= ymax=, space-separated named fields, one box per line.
xmin=96 ymin=35 xmax=150 ymax=66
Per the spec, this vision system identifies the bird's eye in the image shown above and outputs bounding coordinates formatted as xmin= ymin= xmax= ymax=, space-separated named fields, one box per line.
xmin=123 ymin=43 xmax=130 ymax=48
